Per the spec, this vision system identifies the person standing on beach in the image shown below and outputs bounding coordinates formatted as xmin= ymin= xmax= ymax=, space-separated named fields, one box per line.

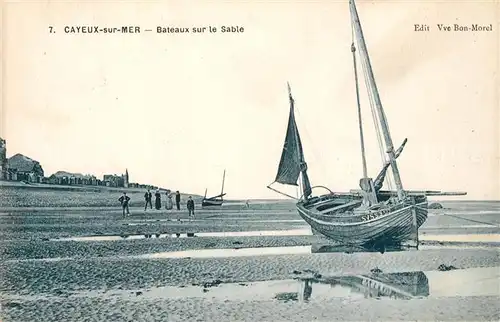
xmin=118 ymin=192 xmax=131 ymax=218
xmin=144 ymin=189 xmax=152 ymax=211
xmin=187 ymin=196 xmax=195 ymax=220
xmin=165 ymin=192 xmax=173 ymax=210
xmin=155 ymin=189 xmax=162 ymax=210
xmin=175 ymin=191 xmax=181 ymax=210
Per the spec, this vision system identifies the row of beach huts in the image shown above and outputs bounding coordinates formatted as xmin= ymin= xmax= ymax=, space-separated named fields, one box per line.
xmin=0 ymin=137 xmax=157 ymax=189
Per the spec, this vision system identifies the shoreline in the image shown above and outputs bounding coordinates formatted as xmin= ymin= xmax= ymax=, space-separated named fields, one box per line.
xmin=1 ymin=180 xmax=496 ymax=204
xmin=0 ymin=182 xmax=295 ymax=209
xmin=1 ymin=200 xmax=499 ymax=321
xmin=0 ymin=180 xmax=288 ymax=202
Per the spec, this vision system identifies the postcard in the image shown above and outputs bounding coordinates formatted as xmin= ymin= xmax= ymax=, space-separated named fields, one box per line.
xmin=1 ymin=1 xmax=498 ymax=321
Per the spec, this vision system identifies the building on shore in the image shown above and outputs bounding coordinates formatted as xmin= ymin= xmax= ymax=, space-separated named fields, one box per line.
xmin=6 ymin=168 xmax=18 ymax=181
xmin=103 ymin=174 xmax=122 ymax=187
xmin=1 ymin=150 xmax=157 ymax=189
xmin=0 ymin=138 xmax=6 ymax=180
xmin=49 ymin=171 xmax=97 ymax=185
xmin=103 ymin=169 xmax=129 ymax=188
xmin=7 ymin=153 xmax=45 ymax=183
xmin=124 ymin=169 xmax=129 ymax=188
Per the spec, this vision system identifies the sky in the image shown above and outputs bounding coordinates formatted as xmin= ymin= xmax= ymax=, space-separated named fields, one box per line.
xmin=2 ymin=0 xmax=498 ymax=200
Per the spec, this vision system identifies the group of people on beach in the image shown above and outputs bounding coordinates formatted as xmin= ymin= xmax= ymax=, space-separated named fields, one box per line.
xmin=118 ymin=189 xmax=196 ymax=218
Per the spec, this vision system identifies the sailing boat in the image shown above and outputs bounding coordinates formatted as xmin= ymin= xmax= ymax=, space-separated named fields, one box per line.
xmin=268 ymin=0 xmax=466 ymax=247
xmin=202 ymin=169 xmax=226 ymax=207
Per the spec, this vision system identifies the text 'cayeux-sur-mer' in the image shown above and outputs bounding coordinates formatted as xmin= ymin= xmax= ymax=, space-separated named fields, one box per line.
xmin=60 ymin=25 xmax=244 ymax=34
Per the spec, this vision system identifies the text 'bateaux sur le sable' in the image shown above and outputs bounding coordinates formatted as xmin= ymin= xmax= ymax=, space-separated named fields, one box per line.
xmin=52 ymin=25 xmax=245 ymax=34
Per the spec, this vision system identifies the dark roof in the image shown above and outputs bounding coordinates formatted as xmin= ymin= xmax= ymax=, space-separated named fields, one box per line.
xmin=52 ymin=171 xmax=94 ymax=179
xmin=7 ymin=154 xmax=41 ymax=172
xmin=103 ymin=174 xmax=122 ymax=179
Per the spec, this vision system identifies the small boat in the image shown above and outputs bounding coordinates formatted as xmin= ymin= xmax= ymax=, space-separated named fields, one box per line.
xmin=202 ymin=169 xmax=226 ymax=207
xmin=268 ymin=0 xmax=466 ymax=247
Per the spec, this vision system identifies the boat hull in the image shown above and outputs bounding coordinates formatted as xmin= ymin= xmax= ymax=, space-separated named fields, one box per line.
xmin=201 ymin=199 xmax=224 ymax=207
xmin=297 ymin=196 xmax=428 ymax=246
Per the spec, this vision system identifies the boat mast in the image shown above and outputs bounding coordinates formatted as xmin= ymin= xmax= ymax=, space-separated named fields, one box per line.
xmin=351 ymin=42 xmax=368 ymax=179
xmin=287 ymin=82 xmax=311 ymax=200
xmin=349 ymin=0 xmax=406 ymax=200
xmin=266 ymin=83 xmax=311 ymax=201
xmin=220 ymin=169 xmax=226 ymax=200
xmin=287 ymin=82 xmax=304 ymax=196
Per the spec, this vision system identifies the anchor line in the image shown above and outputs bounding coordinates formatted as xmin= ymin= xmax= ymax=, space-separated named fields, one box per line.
xmin=412 ymin=205 xmax=499 ymax=227
xmin=439 ymin=213 xmax=500 ymax=227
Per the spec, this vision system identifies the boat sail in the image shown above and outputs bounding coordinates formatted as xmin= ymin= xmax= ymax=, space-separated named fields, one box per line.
xmin=272 ymin=82 xmax=312 ymax=199
xmin=202 ymin=169 xmax=226 ymax=207
xmin=268 ymin=0 xmax=466 ymax=247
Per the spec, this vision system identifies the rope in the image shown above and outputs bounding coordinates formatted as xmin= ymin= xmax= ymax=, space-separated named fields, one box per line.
xmin=440 ymin=213 xmax=500 ymax=227
xmin=352 ymin=19 xmax=380 ymax=176
xmin=414 ymin=205 xmax=500 ymax=227
xmin=355 ymin=31 xmax=383 ymax=158
xmin=352 ymin=15 xmax=394 ymax=192
xmin=357 ymin=33 xmax=388 ymax=187
xmin=294 ymin=109 xmax=326 ymax=171
xmin=294 ymin=94 xmax=334 ymax=187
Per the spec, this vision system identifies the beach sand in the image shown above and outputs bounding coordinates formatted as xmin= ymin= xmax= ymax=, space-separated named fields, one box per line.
xmin=0 ymin=198 xmax=499 ymax=321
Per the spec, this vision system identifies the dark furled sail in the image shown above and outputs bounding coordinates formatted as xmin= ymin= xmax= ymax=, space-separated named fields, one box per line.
xmin=274 ymin=98 xmax=302 ymax=186
xmin=274 ymin=85 xmax=312 ymax=199
xmin=374 ymin=138 xmax=408 ymax=191
xmin=373 ymin=169 xmax=387 ymax=191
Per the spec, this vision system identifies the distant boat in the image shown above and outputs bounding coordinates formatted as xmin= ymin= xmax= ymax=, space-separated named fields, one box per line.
xmin=268 ymin=0 xmax=466 ymax=247
xmin=202 ymin=170 xmax=226 ymax=207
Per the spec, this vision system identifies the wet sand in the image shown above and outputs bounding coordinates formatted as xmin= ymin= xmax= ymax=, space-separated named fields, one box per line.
xmin=0 ymin=200 xmax=499 ymax=321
